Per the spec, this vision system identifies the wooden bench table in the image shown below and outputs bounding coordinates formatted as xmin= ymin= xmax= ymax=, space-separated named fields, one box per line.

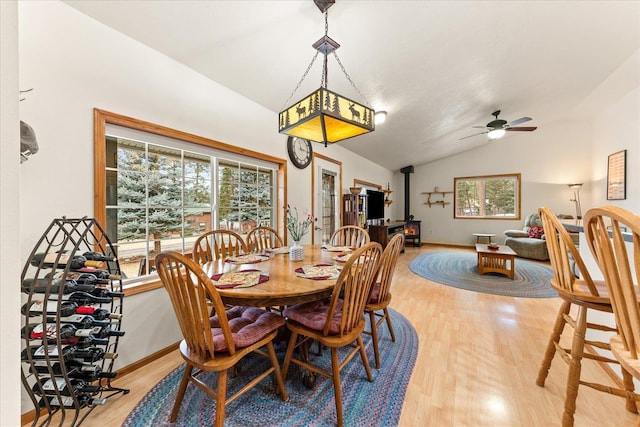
xmin=475 ymin=243 xmax=517 ymax=279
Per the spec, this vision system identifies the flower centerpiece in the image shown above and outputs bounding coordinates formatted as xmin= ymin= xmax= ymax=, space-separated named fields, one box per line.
xmin=286 ymin=205 xmax=314 ymax=261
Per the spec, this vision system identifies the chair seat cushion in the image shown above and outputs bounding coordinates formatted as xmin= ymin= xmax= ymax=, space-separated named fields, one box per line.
xmin=209 ymin=306 xmax=284 ymax=352
xmin=369 ymin=282 xmax=381 ymax=303
xmin=283 ymin=299 xmax=345 ymax=335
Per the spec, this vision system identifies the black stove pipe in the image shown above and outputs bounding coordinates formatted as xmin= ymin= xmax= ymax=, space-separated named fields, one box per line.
xmin=400 ymin=165 xmax=414 ymax=221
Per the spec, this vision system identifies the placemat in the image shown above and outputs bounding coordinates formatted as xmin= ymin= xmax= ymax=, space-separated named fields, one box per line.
xmin=225 ymin=254 xmax=270 ymax=264
xmin=322 ymin=245 xmax=354 ymax=252
xmin=211 ymin=270 xmax=269 ymax=289
xmin=333 ymin=253 xmax=353 ymax=263
xmin=295 ymin=264 xmax=342 ymax=280
xmin=265 ymin=246 xmax=290 ymax=254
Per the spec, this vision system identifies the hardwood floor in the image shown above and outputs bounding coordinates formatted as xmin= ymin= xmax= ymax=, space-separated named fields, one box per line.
xmin=23 ymin=245 xmax=638 ymax=426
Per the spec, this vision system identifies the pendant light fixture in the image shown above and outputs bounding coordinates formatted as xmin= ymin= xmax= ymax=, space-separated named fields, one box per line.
xmin=278 ymin=0 xmax=375 ymax=147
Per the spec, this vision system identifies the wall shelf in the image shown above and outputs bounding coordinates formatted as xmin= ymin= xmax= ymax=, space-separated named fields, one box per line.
xmin=421 ymin=190 xmax=453 ymax=208
xmin=383 ymin=189 xmax=393 ymax=206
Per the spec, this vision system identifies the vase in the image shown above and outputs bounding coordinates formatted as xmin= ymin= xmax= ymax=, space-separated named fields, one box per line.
xmin=289 ymin=240 xmax=304 ymax=261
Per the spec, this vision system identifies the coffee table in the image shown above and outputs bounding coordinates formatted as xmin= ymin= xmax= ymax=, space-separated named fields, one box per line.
xmin=475 ymin=243 xmax=517 ymax=279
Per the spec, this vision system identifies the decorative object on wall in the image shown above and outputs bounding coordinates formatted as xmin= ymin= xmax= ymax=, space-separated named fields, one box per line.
xmin=278 ymin=1 xmax=375 ymax=147
xmin=460 ymin=110 xmax=537 ymax=140
xmin=422 ymin=189 xmax=453 ymax=208
xmin=20 ymin=121 xmax=39 ymax=163
xmin=567 ymin=183 xmax=583 ymax=225
xmin=607 ymin=149 xmax=626 ymax=200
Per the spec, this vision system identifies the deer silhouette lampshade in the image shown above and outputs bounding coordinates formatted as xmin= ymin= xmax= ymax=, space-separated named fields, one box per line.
xmin=278 ymin=87 xmax=374 ymax=146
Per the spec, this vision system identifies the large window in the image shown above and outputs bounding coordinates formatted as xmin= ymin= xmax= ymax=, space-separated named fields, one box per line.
xmin=95 ymin=109 xmax=286 ymax=291
xmin=454 ymin=174 xmax=521 ymax=219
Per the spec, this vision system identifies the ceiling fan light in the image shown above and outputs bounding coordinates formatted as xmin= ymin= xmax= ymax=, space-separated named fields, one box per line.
xmin=374 ymin=111 xmax=387 ymax=125
xmin=488 ymin=129 xmax=506 ymax=140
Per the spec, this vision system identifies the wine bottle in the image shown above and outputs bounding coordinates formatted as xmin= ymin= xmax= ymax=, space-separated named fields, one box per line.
xmin=21 ymin=344 xmax=117 ymax=362
xmin=21 ymin=278 xmax=96 ymax=295
xmin=32 ymin=377 xmax=100 ymax=397
xmin=30 ymin=253 xmax=106 ymax=270
xmin=87 ymin=287 xmax=124 ymax=299
xmin=39 ymin=394 xmax=107 ymax=409
xmin=21 ymin=300 xmax=78 ymax=317
xmin=89 ymin=325 xmax=125 ymax=339
xmin=46 ymin=314 xmax=110 ymax=329
xmin=73 ymin=267 xmax=121 ymax=281
xmin=59 ymin=291 xmax=112 ymax=305
xmin=30 ymin=361 xmax=117 ymax=381
xmin=75 ymin=305 xmax=123 ymax=320
xmin=46 ymin=271 xmax=110 ymax=285
xmin=27 ymin=323 xmax=95 ymax=341
xmin=82 ymin=251 xmax=117 ymax=262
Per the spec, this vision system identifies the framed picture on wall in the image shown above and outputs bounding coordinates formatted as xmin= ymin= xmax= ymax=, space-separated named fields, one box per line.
xmin=607 ymin=150 xmax=626 ymax=200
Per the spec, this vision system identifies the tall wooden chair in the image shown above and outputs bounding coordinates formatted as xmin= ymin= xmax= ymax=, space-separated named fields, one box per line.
xmin=192 ymin=229 xmax=248 ymax=264
xmin=155 ymin=251 xmax=288 ymax=427
xmin=330 ymin=225 xmax=370 ymax=248
xmin=583 ymin=206 xmax=640 ymax=412
xmin=536 ymin=207 xmax=637 ymax=426
xmin=365 ymin=233 xmax=404 ymax=369
xmin=246 ymin=226 xmax=283 ymax=253
xmin=282 ymin=242 xmax=382 ymax=427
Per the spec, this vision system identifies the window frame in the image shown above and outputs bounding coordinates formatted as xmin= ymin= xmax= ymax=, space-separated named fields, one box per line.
xmin=453 ymin=173 xmax=521 ymax=220
xmin=94 ymin=109 xmax=287 ymax=295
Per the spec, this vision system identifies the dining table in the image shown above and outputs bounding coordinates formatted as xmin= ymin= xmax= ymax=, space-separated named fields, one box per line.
xmin=200 ymin=244 xmax=353 ymax=307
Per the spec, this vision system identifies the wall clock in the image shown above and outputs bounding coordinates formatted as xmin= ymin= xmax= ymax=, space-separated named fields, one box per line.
xmin=287 ymin=136 xmax=313 ymax=169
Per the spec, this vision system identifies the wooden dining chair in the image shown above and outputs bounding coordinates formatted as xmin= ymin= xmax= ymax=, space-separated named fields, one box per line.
xmin=282 ymin=242 xmax=383 ymax=427
xmin=155 ymin=251 xmax=288 ymax=427
xmin=329 ymin=225 xmax=370 ymax=248
xmin=192 ymin=229 xmax=248 ymax=264
xmin=246 ymin=226 xmax=283 ymax=253
xmin=583 ymin=206 xmax=640 ymax=411
xmin=536 ymin=207 xmax=637 ymax=427
xmin=364 ymin=233 xmax=404 ymax=369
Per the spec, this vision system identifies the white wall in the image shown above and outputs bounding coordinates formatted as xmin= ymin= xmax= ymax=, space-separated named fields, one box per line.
xmin=15 ymin=0 xmax=392 ymax=417
xmin=391 ymin=119 xmax=596 ymax=246
xmin=1 ymin=1 xmax=22 ymax=425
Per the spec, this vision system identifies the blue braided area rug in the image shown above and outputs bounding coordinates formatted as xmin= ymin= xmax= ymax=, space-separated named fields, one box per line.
xmin=409 ymin=252 xmax=557 ymax=298
xmin=122 ymin=308 xmax=417 ymax=427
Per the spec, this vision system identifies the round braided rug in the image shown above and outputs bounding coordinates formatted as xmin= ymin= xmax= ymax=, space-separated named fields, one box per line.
xmin=409 ymin=252 xmax=557 ymax=298
xmin=123 ymin=308 xmax=417 ymax=427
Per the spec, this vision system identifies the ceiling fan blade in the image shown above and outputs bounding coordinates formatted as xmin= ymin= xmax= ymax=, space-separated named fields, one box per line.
xmin=506 ymin=126 xmax=537 ymax=132
xmin=507 ymin=117 xmax=532 ymax=127
xmin=472 ymin=126 xmax=490 ymax=129
xmin=459 ymin=131 xmax=488 ymax=140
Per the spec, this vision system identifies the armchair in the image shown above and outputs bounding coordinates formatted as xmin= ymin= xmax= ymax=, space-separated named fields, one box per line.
xmin=503 ymin=212 xmax=549 ymax=261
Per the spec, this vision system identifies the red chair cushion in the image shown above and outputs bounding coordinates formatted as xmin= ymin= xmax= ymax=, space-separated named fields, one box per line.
xmin=209 ymin=306 xmax=284 ymax=352
xmin=283 ymin=299 xmax=345 ymax=335
xmin=368 ymin=282 xmax=381 ymax=303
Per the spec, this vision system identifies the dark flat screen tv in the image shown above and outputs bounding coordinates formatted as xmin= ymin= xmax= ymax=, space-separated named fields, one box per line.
xmin=366 ymin=189 xmax=385 ymax=220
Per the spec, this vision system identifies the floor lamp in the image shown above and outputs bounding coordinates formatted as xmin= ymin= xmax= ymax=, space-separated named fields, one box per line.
xmin=568 ymin=183 xmax=583 ymax=225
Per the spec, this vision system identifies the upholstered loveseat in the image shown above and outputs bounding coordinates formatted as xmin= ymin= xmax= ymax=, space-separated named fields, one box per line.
xmin=503 ymin=212 xmax=549 ymax=261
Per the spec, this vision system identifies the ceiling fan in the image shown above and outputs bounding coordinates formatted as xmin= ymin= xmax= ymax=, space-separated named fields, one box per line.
xmin=460 ymin=110 xmax=537 ymax=140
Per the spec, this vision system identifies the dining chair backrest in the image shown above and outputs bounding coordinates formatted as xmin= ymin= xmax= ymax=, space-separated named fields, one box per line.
xmin=330 ymin=225 xmax=370 ymax=248
xmin=539 ymin=207 xmax=599 ymax=299
xmin=155 ymin=251 xmax=236 ymax=359
xmin=322 ymin=242 xmax=382 ymax=337
xmin=370 ymin=233 xmax=404 ymax=304
xmin=192 ymin=229 xmax=248 ymax=265
xmin=246 ymin=226 xmax=283 ymax=253
xmin=583 ymin=206 xmax=640 ymax=362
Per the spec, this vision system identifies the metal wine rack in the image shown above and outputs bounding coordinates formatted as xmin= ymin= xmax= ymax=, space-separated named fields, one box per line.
xmin=20 ymin=217 xmax=128 ymax=426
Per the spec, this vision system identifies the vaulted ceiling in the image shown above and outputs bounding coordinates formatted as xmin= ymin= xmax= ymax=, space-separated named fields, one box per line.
xmin=64 ymin=0 xmax=639 ymax=171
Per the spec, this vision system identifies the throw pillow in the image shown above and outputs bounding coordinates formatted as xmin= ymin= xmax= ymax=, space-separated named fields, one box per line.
xmin=528 ymin=226 xmax=544 ymax=239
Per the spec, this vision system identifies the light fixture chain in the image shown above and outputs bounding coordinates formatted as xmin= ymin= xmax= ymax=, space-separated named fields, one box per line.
xmin=279 ymin=51 xmax=320 ymax=111
xmin=333 ymin=51 xmax=371 ymax=106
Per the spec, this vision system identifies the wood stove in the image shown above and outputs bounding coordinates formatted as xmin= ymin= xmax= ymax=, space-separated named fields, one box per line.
xmin=400 ymin=165 xmax=422 ymax=247
xmin=404 ymin=220 xmax=421 ymax=247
